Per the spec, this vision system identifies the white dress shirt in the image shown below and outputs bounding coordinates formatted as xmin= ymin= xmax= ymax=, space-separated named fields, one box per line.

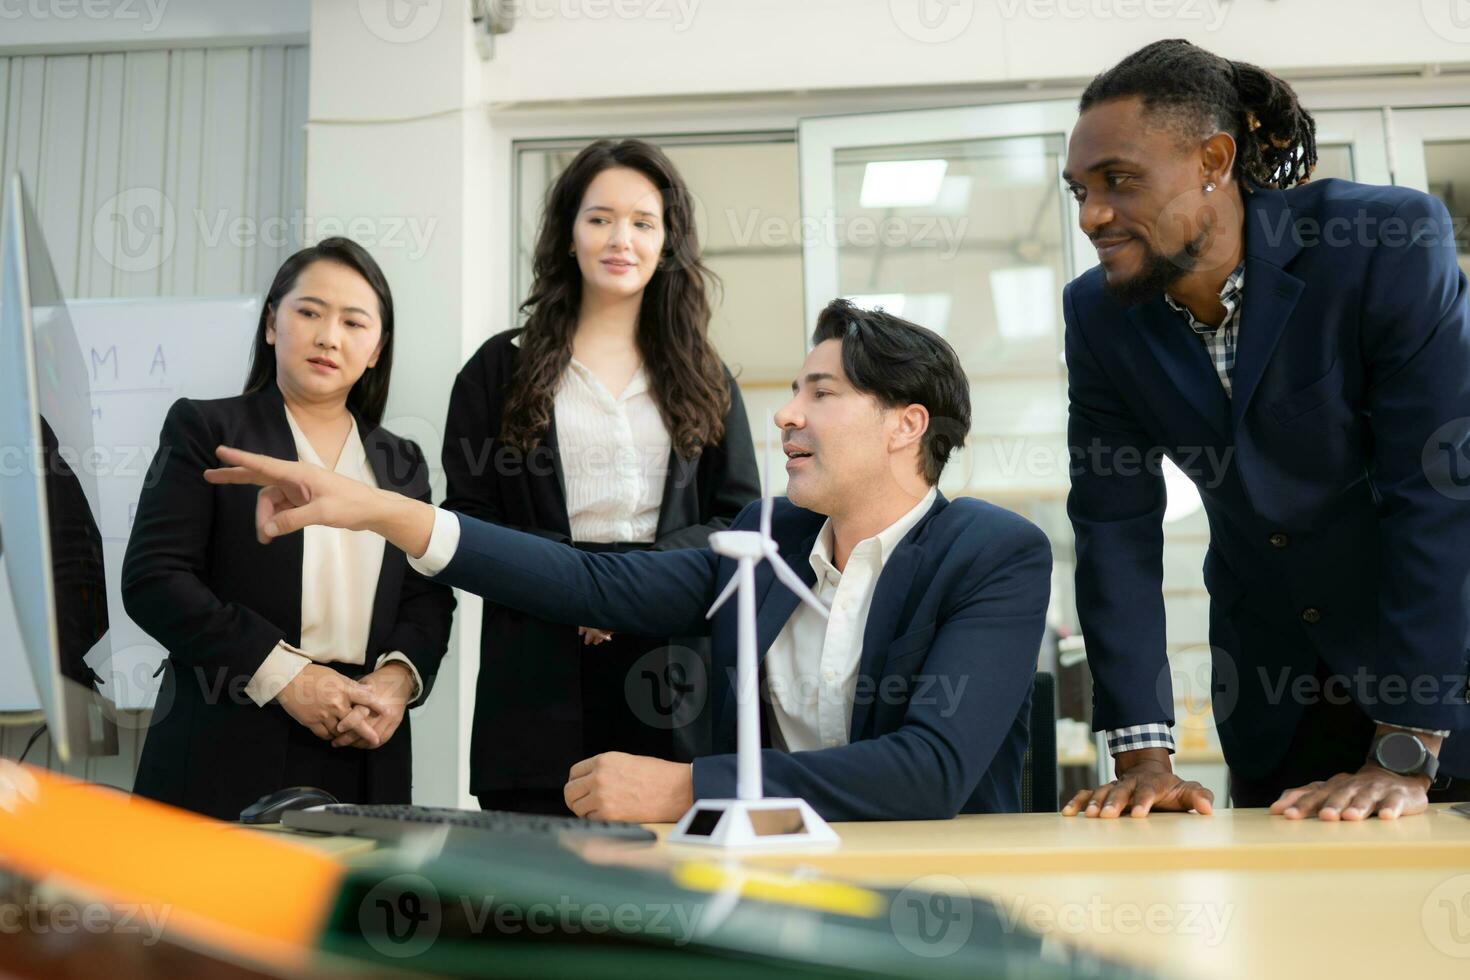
xmin=762 ymin=487 xmax=938 ymax=752
xmin=514 ymin=333 xmax=672 ymax=544
xmin=406 ymin=487 xmax=941 ymax=753
xmin=244 ymin=407 xmax=422 ymax=707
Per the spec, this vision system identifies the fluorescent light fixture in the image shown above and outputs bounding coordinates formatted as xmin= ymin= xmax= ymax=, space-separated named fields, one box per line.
xmin=901 ymin=293 xmax=953 ymax=336
xmin=845 ymin=293 xmax=953 ymax=336
xmin=846 ymin=293 xmax=906 ymax=316
xmin=933 ymin=175 xmax=973 ymax=214
xmin=983 ymin=140 xmax=1052 ymax=187
xmin=859 ymin=160 xmax=949 ymax=209
xmin=989 ymin=266 xmax=1056 ymax=340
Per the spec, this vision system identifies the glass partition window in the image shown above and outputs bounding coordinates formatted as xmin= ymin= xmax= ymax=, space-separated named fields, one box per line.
xmin=1424 ymin=140 xmax=1470 ymax=273
xmin=832 ymin=136 xmax=1070 ymax=380
xmin=830 ymin=135 xmax=1072 ymax=504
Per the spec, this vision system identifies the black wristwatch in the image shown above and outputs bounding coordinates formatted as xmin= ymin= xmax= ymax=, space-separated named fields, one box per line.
xmin=1371 ymin=731 xmax=1440 ymax=781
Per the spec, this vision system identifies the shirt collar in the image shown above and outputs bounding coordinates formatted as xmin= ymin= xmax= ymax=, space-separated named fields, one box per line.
xmin=1164 ymin=261 xmax=1246 ymax=332
xmin=566 ymin=356 xmax=648 ymax=402
xmin=283 ymin=404 xmax=365 ymax=476
xmin=809 ymin=486 xmax=939 ymax=582
xmin=517 ymin=332 xmax=648 ymax=401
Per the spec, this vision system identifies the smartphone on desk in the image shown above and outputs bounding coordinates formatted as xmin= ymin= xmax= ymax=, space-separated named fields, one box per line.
xmin=1452 ymin=802 xmax=1470 ymax=818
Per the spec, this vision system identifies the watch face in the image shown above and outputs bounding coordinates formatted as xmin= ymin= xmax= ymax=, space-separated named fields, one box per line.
xmin=1377 ymin=733 xmax=1426 ymax=773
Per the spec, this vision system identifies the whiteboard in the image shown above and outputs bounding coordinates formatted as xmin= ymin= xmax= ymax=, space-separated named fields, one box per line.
xmin=0 ymin=296 xmax=259 ymax=711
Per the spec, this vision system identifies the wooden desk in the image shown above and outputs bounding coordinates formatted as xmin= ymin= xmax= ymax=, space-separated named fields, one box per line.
xmin=211 ymin=805 xmax=1470 ymax=979
xmin=668 ymin=803 xmax=1470 ymax=876
xmin=643 ymin=805 xmax=1470 ymax=979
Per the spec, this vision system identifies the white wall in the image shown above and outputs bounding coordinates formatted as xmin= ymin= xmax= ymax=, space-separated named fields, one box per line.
xmin=307 ymin=0 xmax=493 ymax=807
xmin=481 ymin=0 xmax=1470 ymax=105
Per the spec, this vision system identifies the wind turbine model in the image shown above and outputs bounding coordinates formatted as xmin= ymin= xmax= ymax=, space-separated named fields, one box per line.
xmin=666 ymin=439 xmax=840 ymax=849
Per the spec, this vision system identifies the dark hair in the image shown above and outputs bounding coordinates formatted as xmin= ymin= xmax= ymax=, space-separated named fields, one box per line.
xmin=810 ymin=298 xmax=970 ymax=486
xmin=1079 ymin=39 xmax=1317 ymax=190
xmin=242 ymin=237 xmax=395 ymax=428
xmin=503 ymin=138 xmax=729 ymax=459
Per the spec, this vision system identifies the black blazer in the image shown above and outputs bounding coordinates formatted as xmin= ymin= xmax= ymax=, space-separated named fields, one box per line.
xmin=441 ymin=329 xmax=760 ymax=794
xmin=122 ymin=385 xmax=455 ymax=819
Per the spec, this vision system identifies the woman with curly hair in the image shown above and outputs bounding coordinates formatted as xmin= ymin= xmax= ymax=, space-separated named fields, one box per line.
xmin=442 ymin=139 xmax=758 ymax=815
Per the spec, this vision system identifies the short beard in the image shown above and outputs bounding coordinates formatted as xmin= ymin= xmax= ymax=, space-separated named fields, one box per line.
xmin=1104 ymin=227 xmax=1210 ymax=307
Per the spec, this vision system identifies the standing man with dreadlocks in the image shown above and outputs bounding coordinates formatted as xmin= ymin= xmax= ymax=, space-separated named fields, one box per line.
xmin=1061 ymin=40 xmax=1470 ymax=821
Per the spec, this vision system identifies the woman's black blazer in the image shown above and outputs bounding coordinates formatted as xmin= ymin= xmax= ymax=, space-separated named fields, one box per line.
xmin=441 ymin=329 xmax=759 ymax=794
xmin=121 ymin=384 xmax=456 ymax=819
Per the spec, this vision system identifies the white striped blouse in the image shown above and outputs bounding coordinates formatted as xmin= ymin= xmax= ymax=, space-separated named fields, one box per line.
xmin=552 ymin=355 xmax=672 ymax=545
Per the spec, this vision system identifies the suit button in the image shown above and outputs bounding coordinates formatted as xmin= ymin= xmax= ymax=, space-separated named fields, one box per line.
xmin=1301 ymin=607 xmax=1322 ymax=624
xmin=1269 ymin=532 xmax=1290 ymax=548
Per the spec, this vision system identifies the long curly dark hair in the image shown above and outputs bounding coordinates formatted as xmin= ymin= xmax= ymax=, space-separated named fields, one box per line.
xmin=502 ymin=139 xmax=728 ymax=459
xmin=1080 ymin=39 xmax=1318 ymax=191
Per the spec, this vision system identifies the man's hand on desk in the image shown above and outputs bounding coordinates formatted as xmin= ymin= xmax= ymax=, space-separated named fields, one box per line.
xmin=205 ymin=446 xmax=436 ymax=560
xmin=332 ymin=662 xmax=414 ymax=749
xmin=564 ymin=752 xmax=693 ymax=822
xmin=277 ymin=664 xmax=386 ymax=745
xmin=1061 ymin=748 xmax=1215 ymax=818
xmin=1269 ymin=766 xmax=1430 ymax=821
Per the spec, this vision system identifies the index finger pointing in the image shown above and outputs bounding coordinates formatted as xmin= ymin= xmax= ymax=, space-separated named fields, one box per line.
xmin=211 ymin=446 xmax=299 ymax=484
xmin=204 ymin=465 xmax=272 ymax=487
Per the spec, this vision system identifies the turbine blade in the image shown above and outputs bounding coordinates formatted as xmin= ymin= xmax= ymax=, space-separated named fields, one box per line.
xmin=765 ymin=546 xmax=829 ymax=619
xmin=705 ymin=572 xmax=740 ymax=620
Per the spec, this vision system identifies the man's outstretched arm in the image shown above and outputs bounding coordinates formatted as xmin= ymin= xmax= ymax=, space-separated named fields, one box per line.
xmin=205 ymin=445 xmax=721 ymax=638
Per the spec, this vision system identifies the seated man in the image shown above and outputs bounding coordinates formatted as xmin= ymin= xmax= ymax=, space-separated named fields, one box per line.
xmin=205 ymin=299 xmax=1054 ymax=822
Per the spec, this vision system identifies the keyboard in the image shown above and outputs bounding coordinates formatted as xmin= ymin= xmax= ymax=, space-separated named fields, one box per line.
xmin=279 ymin=803 xmax=657 ymax=843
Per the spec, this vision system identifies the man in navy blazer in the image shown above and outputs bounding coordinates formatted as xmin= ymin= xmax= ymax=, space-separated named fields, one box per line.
xmin=205 ymin=300 xmax=1053 ymax=822
xmin=1062 ymin=41 xmax=1470 ymax=822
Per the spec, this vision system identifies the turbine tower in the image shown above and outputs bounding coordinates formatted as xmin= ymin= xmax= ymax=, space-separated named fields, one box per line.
xmin=667 ymin=438 xmax=839 ymax=848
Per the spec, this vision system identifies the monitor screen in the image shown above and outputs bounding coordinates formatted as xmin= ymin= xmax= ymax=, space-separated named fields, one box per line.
xmin=0 ymin=173 xmax=115 ymax=762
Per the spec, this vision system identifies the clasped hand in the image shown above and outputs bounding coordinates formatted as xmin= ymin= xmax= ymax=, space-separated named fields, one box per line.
xmin=275 ymin=662 xmax=412 ymax=750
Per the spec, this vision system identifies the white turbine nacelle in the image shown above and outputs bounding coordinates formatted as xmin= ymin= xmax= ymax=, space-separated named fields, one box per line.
xmin=705 ymin=530 xmax=766 ymax=561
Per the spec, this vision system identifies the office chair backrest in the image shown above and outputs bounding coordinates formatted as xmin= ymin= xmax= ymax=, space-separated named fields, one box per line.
xmin=1021 ymin=671 xmax=1058 ymax=813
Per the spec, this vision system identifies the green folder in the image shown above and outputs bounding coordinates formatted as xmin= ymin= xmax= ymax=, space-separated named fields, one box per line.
xmin=314 ymin=827 xmax=1150 ymax=979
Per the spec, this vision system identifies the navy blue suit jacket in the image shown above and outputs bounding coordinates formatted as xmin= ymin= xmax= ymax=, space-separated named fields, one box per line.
xmin=1065 ymin=179 xmax=1470 ymax=778
xmin=430 ymin=493 xmax=1052 ymax=820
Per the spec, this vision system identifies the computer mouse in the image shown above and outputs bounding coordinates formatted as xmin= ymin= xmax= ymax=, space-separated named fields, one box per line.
xmin=239 ymin=786 xmax=340 ymax=824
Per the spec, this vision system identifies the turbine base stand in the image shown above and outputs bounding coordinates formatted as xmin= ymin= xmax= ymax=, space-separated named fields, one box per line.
xmin=666 ymin=797 xmax=839 ymax=849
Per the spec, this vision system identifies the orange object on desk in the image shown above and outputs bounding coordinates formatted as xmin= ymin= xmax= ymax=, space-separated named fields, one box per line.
xmin=0 ymin=761 xmax=345 ymax=970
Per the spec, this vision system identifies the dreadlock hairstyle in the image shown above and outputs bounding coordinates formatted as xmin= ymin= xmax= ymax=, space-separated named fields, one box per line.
xmin=1080 ymin=39 xmax=1318 ymax=191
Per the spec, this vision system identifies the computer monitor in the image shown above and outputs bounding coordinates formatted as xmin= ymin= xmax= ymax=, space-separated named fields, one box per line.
xmin=0 ymin=171 xmax=117 ymax=763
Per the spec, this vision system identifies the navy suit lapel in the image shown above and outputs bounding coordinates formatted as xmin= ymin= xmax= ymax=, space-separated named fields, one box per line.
xmin=1231 ymin=187 xmax=1305 ymax=429
xmin=848 ymin=541 xmax=923 ymax=739
xmin=755 ymin=554 xmax=811 ymax=658
xmin=1127 ymin=298 xmax=1231 ymax=442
